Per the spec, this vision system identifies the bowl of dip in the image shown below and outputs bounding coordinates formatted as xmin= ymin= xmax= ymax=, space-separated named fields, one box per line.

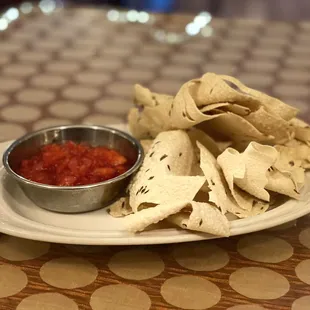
xmin=2 ymin=125 xmax=143 ymax=213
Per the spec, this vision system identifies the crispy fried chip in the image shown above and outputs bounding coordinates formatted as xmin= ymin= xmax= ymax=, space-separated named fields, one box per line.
xmin=217 ymin=148 xmax=255 ymax=211
xmin=221 ymin=75 xmax=298 ymax=121
xmin=233 ymin=142 xmax=278 ymax=201
xmin=125 ymin=200 xmax=230 ymax=236
xmin=266 ymin=169 xmax=300 ymax=199
xmin=244 ymin=106 xmax=294 ymax=144
xmin=289 ymin=118 xmax=310 ymax=145
xmin=129 ymin=130 xmax=205 ymax=212
xmin=109 ymin=197 xmax=132 ymax=218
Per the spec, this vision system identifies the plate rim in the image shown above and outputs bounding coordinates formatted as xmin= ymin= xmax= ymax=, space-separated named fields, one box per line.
xmin=0 ymin=124 xmax=310 ymax=245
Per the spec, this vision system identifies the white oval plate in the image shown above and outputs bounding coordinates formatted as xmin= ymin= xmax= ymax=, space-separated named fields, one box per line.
xmin=0 ymin=124 xmax=310 ymax=245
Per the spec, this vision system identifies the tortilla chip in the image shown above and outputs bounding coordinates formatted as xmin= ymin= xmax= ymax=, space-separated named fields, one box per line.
xmin=128 ymin=108 xmax=151 ymax=139
xmin=289 ymin=118 xmax=310 ymax=145
xmin=125 ymin=200 xmax=229 ymax=236
xmin=134 ymin=84 xmax=173 ymax=108
xmin=266 ymin=169 xmax=300 ymax=199
xmin=171 ymin=81 xmax=224 ymax=125
xmin=130 ymin=175 xmax=206 ymax=212
xmin=197 ymin=141 xmax=243 ymax=215
xmin=140 ymin=139 xmax=154 ymax=154
xmin=230 ymin=142 xmax=278 ymax=201
xmin=217 ymin=148 xmax=256 ymax=211
xmin=124 ymin=201 xmax=188 ymax=233
xmin=227 ymin=200 xmax=269 ymax=219
xmin=221 ymin=75 xmax=298 ymax=121
xmin=167 ymin=201 xmax=230 ymax=236
xmin=108 ymin=197 xmax=132 ymax=218
xmin=222 ymin=103 xmax=251 ymax=116
xmin=276 ymin=141 xmax=310 ymax=170
xmin=193 ymin=73 xmax=261 ymax=109
xmin=129 ymin=130 xmax=205 ymax=212
xmin=244 ymin=106 xmax=294 ymax=144
xmin=273 ymin=144 xmax=305 ymax=191
xmin=200 ymin=112 xmax=274 ymax=142
xmin=187 ymin=127 xmax=221 ymax=158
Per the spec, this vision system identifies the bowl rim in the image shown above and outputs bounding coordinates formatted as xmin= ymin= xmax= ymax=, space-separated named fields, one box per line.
xmin=2 ymin=124 xmax=144 ymax=191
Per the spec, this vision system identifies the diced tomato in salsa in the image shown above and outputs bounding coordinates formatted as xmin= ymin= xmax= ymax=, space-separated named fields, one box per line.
xmin=17 ymin=141 xmax=132 ymax=186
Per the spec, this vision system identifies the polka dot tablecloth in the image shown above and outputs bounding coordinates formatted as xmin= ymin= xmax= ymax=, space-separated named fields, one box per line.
xmin=0 ymin=5 xmax=310 ymax=310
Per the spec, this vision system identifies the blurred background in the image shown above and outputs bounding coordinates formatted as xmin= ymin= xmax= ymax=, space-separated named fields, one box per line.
xmin=1 ymin=0 xmax=310 ymax=21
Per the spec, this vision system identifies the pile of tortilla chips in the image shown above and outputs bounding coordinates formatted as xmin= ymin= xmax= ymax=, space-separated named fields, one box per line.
xmin=108 ymin=72 xmax=310 ymax=237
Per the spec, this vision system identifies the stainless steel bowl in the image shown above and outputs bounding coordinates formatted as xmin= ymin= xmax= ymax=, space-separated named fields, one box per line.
xmin=2 ymin=125 xmax=143 ymax=213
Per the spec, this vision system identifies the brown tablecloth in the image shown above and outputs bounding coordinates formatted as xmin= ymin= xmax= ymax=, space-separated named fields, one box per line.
xmin=0 ymin=4 xmax=309 ymax=310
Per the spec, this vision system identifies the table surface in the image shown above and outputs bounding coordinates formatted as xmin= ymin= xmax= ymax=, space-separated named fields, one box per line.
xmin=0 ymin=4 xmax=310 ymax=310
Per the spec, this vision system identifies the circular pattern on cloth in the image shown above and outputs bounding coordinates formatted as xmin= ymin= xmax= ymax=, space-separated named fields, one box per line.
xmin=63 ymin=85 xmax=100 ymax=101
xmin=161 ymin=275 xmax=221 ymax=310
xmin=40 ymin=257 xmax=98 ymax=289
xmin=227 ymin=305 xmax=265 ymax=310
xmin=238 ymin=73 xmax=274 ymax=88
xmin=142 ymin=44 xmax=171 ymax=55
xmin=279 ymin=70 xmax=310 ymax=83
xmin=1 ymin=105 xmax=41 ymax=122
xmin=3 ymin=64 xmax=37 ymax=78
xmin=221 ymin=39 xmax=249 ymax=50
xmin=130 ymin=55 xmax=163 ymax=68
xmin=34 ymin=40 xmax=64 ymax=51
xmin=90 ymin=284 xmax=151 ymax=310
xmin=283 ymin=99 xmax=309 ymax=113
xmin=0 ymin=54 xmax=10 ymax=65
xmin=17 ymin=89 xmax=55 ymax=105
xmin=285 ymin=57 xmax=310 ymax=68
xmin=273 ymin=84 xmax=309 ymax=98
xmin=182 ymin=41 xmax=212 ymax=53
xmin=102 ymin=47 xmax=132 ymax=58
xmin=295 ymin=260 xmax=310 ymax=285
xmin=203 ymin=63 xmax=236 ymax=75
xmin=173 ymin=242 xmax=229 ymax=271
xmin=237 ymin=234 xmax=293 ymax=263
xmin=244 ymin=60 xmax=278 ymax=72
xmin=292 ymin=296 xmax=310 ymax=310
xmin=268 ymin=220 xmax=297 ymax=231
xmin=76 ymin=71 xmax=111 ymax=86
xmin=160 ymin=66 xmax=196 ymax=80
xmin=16 ymin=293 xmax=78 ymax=310
xmin=0 ymin=265 xmax=28 ymax=298
xmin=229 ymin=267 xmax=290 ymax=299
xmin=0 ymin=94 xmax=8 ymax=107
xmin=48 ymin=101 xmax=89 ymax=119
xmin=0 ymin=77 xmax=24 ymax=92
xmin=119 ymin=69 xmax=154 ymax=83
xmin=0 ymin=42 xmax=23 ymax=53
xmin=106 ymin=83 xmax=134 ymax=98
xmin=18 ymin=51 xmax=51 ymax=63
xmin=212 ymin=51 xmax=243 ymax=62
xmin=33 ymin=118 xmax=72 ymax=131
xmin=299 ymin=227 xmax=310 ymax=249
xmin=89 ymin=58 xmax=123 ymax=72
xmin=46 ymin=61 xmax=81 ymax=74
xmin=61 ymin=49 xmax=95 ymax=60
xmin=95 ymin=98 xmax=133 ymax=114
xmin=65 ymin=245 xmax=110 ymax=254
xmin=171 ymin=53 xmax=204 ymax=65
xmin=0 ymin=236 xmax=50 ymax=261
xmin=0 ymin=123 xmax=26 ymax=141
xmin=108 ymin=249 xmax=165 ymax=280
xmin=251 ymin=48 xmax=283 ymax=59
xmin=150 ymin=80 xmax=182 ymax=95
xmin=31 ymin=74 xmax=68 ymax=89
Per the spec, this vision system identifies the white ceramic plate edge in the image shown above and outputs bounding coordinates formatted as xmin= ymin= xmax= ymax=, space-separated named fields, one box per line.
xmin=0 ymin=124 xmax=309 ymax=245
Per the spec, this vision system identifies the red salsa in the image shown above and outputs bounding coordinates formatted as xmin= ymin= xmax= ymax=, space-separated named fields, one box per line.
xmin=17 ymin=141 xmax=132 ymax=186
